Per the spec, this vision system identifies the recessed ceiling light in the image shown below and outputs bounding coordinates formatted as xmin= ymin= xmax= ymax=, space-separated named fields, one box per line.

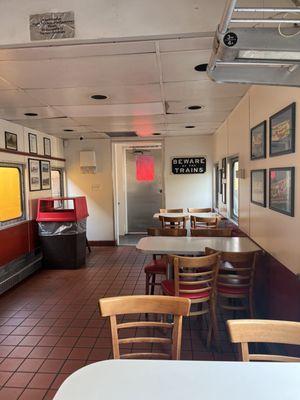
xmin=194 ymin=63 xmax=208 ymax=72
xmin=24 ymin=112 xmax=38 ymax=116
xmin=185 ymin=125 xmax=195 ymax=128
xmin=90 ymin=94 xmax=108 ymax=100
xmin=153 ymin=133 xmax=161 ymax=136
xmin=63 ymin=129 xmax=74 ymax=132
xmin=188 ymin=105 xmax=202 ymax=110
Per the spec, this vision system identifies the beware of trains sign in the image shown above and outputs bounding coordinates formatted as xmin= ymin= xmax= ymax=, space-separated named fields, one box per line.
xmin=172 ymin=157 xmax=206 ymax=175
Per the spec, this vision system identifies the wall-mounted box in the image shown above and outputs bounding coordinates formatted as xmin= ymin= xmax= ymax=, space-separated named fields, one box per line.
xmin=80 ymin=151 xmax=97 ymax=174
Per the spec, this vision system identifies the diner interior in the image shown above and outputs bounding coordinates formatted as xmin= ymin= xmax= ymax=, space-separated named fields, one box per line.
xmin=0 ymin=0 xmax=299 ymax=399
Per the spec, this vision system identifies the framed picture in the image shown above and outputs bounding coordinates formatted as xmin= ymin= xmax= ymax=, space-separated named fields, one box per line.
xmin=270 ymin=103 xmax=296 ymax=157
xmin=5 ymin=131 xmax=18 ymax=151
xmin=222 ymin=158 xmax=227 ymax=178
xmin=251 ymin=121 xmax=266 ymax=160
xmin=269 ymin=167 xmax=295 ymax=217
xmin=43 ymin=137 xmax=51 ymax=157
xmin=222 ymin=183 xmax=226 ymax=204
xmin=251 ymin=169 xmax=266 ymax=207
xmin=40 ymin=160 xmax=51 ymax=190
xmin=28 ymin=159 xmax=41 ymax=191
xmin=28 ymin=133 xmax=37 ymax=154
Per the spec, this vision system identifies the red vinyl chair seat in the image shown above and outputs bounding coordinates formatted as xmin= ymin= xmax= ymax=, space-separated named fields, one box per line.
xmin=217 ymin=284 xmax=249 ymax=295
xmin=144 ymin=259 xmax=167 ymax=275
xmin=161 ymin=279 xmax=210 ymax=299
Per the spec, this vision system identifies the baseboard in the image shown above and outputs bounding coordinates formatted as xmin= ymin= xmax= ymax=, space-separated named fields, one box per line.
xmin=88 ymin=240 xmax=116 ymax=246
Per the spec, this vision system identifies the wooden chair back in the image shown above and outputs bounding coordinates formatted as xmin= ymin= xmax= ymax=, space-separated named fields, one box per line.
xmin=188 ymin=208 xmax=212 ymax=213
xmin=99 ymin=295 xmax=191 ymax=360
xmin=159 ymin=215 xmax=186 ymax=229
xmin=170 ymin=253 xmax=220 ymax=299
xmin=159 ymin=208 xmax=184 ymax=213
xmin=191 ymin=228 xmax=232 ymax=237
xmin=205 ymin=248 xmax=257 ymax=292
xmin=227 ymin=319 xmax=300 ymax=362
xmin=147 ymin=228 xmax=187 ymax=237
xmin=190 ymin=216 xmax=219 ymax=229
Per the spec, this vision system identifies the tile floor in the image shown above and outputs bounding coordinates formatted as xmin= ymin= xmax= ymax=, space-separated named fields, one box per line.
xmin=0 ymin=247 xmax=237 ymax=400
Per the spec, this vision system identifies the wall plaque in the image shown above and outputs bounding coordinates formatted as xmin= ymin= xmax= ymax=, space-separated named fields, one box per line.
xmin=30 ymin=11 xmax=75 ymax=41
xmin=172 ymin=157 xmax=206 ymax=175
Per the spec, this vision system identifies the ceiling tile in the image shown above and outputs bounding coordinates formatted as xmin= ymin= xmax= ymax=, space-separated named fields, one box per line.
xmin=0 ymin=89 xmax=44 ymax=107
xmin=1 ymin=106 xmax=64 ymax=120
xmin=166 ymin=97 xmax=242 ymax=114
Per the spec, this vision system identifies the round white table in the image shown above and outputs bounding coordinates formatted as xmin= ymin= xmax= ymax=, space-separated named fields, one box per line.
xmin=54 ymin=359 xmax=300 ymax=400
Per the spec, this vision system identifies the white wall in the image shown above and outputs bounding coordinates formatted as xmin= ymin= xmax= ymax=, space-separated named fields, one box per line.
xmin=65 ymin=139 xmax=114 ymax=241
xmin=213 ymin=85 xmax=300 ymax=275
xmin=164 ymin=136 xmax=213 ymax=210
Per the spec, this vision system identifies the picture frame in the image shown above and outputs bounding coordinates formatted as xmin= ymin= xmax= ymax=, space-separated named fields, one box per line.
xmin=270 ymin=103 xmax=296 ymax=157
xmin=28 ymin=158 xmax=41 ymax=191
xmin=28 ymin=132 xmax=37 ymax=154
xmin=43 ymin=137 xmax=51 ymax=157
xmin=5 ymin=131 xmax=18 ymax=151
xmin=251 ymin=169 xmax=266 ymax=207
xmin=269 ymin=167 xmax=295 ymax=217
xmin=40 ymin=160 xmax=51 ymax=190
xmin=222 ymin=158 xmax=226 ymax=178
xmin=251 ymin=121 xmax=266 ymax=160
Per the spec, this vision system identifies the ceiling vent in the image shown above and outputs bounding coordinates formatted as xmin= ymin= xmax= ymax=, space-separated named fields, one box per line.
xmin=105 ymin=131 xmax=138 ymax=138
xmin=207 ymin=0 xmax=300 ymax=87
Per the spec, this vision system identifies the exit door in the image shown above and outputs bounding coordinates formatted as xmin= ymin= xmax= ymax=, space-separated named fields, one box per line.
xmin=126 ymin=148 xmax=163 ymax=233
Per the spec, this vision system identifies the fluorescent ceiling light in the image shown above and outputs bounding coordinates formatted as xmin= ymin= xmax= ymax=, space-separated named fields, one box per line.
xmin=238 ymin=50 xmax=300 ymax=61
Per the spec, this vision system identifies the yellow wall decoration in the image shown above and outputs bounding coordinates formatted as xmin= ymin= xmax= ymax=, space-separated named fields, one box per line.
xmin=0 ymin=167 xmax=22 ymax=222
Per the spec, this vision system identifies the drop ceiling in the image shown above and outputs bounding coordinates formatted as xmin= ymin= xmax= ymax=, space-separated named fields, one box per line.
xmin=0 ymin=36 xmax=249 ymax=139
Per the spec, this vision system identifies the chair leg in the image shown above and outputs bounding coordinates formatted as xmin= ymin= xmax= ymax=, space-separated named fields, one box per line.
xmin=249 ymin=293 xmax=255 ymax=318
xmin=145 ymin=273 xmax=150 ymax=295
xmin=86 ymin=237 xmax=91 ymax=253
xmin=207 ymin=298 xmax=220 ymax=351
xmin=150 ymin=274 xmax=156 ymax=295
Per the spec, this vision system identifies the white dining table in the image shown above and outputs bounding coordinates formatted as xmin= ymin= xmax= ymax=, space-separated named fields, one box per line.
xmin=54 ymin=359 xmax=300 ymax=400
xmin=136 ymin=236 xmax=261 ymax=255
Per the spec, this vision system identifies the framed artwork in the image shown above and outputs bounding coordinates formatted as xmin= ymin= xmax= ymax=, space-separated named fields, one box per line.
xmin=40 ymin=160 xmax=51 ymax=190
xmin=43 ymin=137 xmax=51 ymax=157
xmin=251 ymin=121 xmax=266 ymax=160
xmin=270 ymin=103 xmax=296 ymax=157
xmin=28 ymin=159 xmax=41 ymax=191
xmin=222 ymin=183 xmax=226 ymax=204
xmin=5 ymin=131 xmax=18 ymax=151
xmin=222 ymin=158 xmax=227 ymax=178
xmin=28 ymin=133 xmax=37 ymax=154
xmin=251 ymin=169 xmax=266 ymax=207
xmin=269 ymin=167 xmax=295 ymax=217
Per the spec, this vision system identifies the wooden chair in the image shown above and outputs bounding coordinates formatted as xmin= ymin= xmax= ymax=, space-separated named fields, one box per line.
xmin=159 ymin=208 xmax=184 ymax=213
xmin=188 ymin=208 xmax=212 ymax=213
xmin=191 ymin=228 xmax=232 ymax=237
xmin=159 ymin=215 xmax=186 ymax=229
xmin=161 ymin=253 xmax=220 ymax=347
xmin=227 ymin=319 xmax=300 ymax=362
xmin=145 ymin=228 xmax=187 ymax=295
xmin=99 ymin=295 xmax=191 ymax=360
xmin=190 ymin=216 xmax=220 ymax=229
xmin=205 ymin=248 xmax=258 ymax=318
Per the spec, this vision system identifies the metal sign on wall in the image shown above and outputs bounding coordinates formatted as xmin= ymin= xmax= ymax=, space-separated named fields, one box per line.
xmin=30 ymin=11 xmax=75 ymax=41
xmin=172 ymin=157 xmax=206 ymax=174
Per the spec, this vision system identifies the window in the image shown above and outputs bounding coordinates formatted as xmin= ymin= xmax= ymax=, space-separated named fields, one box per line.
xmin=0 ymin=164 xmax=25 ymax=227
xmin=51 ymin=169 xmax=64 ymax=198
xmin=230 ymin=158 xmax=239 ymax=221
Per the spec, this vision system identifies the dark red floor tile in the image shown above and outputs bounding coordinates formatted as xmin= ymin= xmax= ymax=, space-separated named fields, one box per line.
xmin=39 ymin=359 xmax=64 ymax=373
xmin=0 ymin=327 xmax=16 ymax=335
xmin=60 ymin=360 xmax=85 ymax=374
xmin=74 ymin=337 xmax=96 ymax=348
xmin=43 ymin=389 xmax=57 ymax=400
xmin=27 ymin=373 xmax=56 ymax=389
xmin=5 ymin=372 xmax=34 ymax=388
xmin=48 ymin=347 xmax=71 ymax=360
xmin=67 ymin=347 xmax=91 ymax=360
xmin=28 ymin=327 xmax=49 ymax=336
xmin=0 ymin=358 xmax=23 ymax=372
xmin=38 ymin=337 xmax=60 ymax=347
xmin=0 ymin=387 xmax=23 ymax=400
xmin=50 ymin=373 xmax=69 ymax=390
xmin=0 ymin=346 xmax=15 ymax=357
xmin=19 ymin=336 xmax=42 ymax=346
xmin=28 ymin=347 xmax=53 ymax=359
xmin=55 ymin=337 xmax=77 ymax=347
xmin=18 ymin=388 xmax=47 ymax=400
xmin=11 ymin=327 xmax=32 ymax=336
xmin=18 ymin=359 xmax=44 ymax=373
xmin=1 ymin=336 xmax=24 ymax=346
xmin=5 ymin=318 xmax=25 ymax=327
xmin=7 ymin=347 xmax=33 ymax=358
xmin=0 ymin=371 xmax=13 ymax=386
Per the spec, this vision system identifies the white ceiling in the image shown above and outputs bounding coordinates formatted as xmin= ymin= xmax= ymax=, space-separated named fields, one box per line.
xmin=0 ymin=36 xmax=249 ymax=139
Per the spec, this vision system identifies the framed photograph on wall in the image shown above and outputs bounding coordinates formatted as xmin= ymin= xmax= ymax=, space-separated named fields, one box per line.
xmin=251 ymin=121 xmax=266 ymax=160
xmin=270 ymin=103 xmax=296 ymax=157
xmin=251 ymin=169 xmax=266 ymax=207
xmin=5 ymin=131 xmax=18 ymax=151
xmin=40 ymin=160 xmax=51 ymax=190
xmin=222 ymin=157 xmax=226 ymax=178
xmin=269 ymin=167 xmax=295 ymax=217
xmin=43 ymin=137 xmax=51 ymax=157
xmin=28 ymin=158 xmax=41 ymax=191
xmin=28 ymin=132 xmax=37 ymax=154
